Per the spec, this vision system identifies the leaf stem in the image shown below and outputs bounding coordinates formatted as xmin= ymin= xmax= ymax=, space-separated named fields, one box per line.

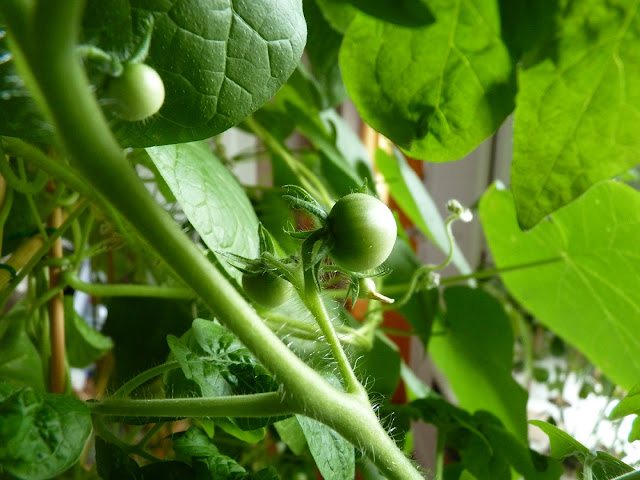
xmin=63 ymin=271 xmax=195 ymax=300
xmin=90 ymin=392 xmax=296 ymax=419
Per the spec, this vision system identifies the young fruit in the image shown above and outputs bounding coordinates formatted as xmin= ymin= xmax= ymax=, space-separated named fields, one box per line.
xmin=242 ymin=271 xmax=291 ymax=309
xmin=106 ymin=63 xmax=165 ymax=121
xmin=327 ymin=193 xmax=396 ymax=272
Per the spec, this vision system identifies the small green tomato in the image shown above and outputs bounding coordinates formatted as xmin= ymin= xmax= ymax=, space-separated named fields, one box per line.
xmin=242 ymin=271 xmax=291 ymax=309
xmin=106 ymin=63 xmax=165 ymax=121
xmin=327 ymin=193 xmax=397 ymax=272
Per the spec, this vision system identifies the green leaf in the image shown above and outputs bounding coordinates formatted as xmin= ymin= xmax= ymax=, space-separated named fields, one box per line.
xmin=82 ymin=0 xmax=306 ymax=147
xmin=297 ymin=415 xmax=355 ymax=480
xmin=95 ymin=436 xmax=143 ymax=480
xmin=64 ymin=295 xmax=113 ymax=368
xmin=610 ymin=384 xmax=640 ymax=419
xmin=172 ymin=425 xmax=277 ymax=479
xmin=375 ymin=147 xmax=470 ymax=273
xmin=0 ymin=382 xmax=92 ymax=480
xmin=0 ymin=307 xmax=45 ymax=391
xmin=511 ymin=1 xmax=640 ymax=228
xmin=165 ymin=319 xmax=278 ymax=431
xmin=479 ymin=181 xmax=640 ymax=390
xmin=340 ymin=0 xmax=514 ymax=162
xmin=147 ymin=141 xmax=260 ymax=284
xmin=166 ymin=319 xmax=277 ymax=398
xmin=429 ymin=286 xmax=528 ymax=441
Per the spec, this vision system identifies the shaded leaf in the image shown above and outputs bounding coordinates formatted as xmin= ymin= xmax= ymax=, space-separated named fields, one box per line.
xmin=304 ymin=0 xmax=347 ymax=108
xmin=411 ymin=398 xmax=562 ymax=480
xmin=64 ymin=295 xmax=113 ymax=368
xmin=0 ymin=307 xmax=45 ymax=391
xmin=429 ymin=286 xmax=528 ymax=440
xmin=0 ymin=382 xmax=92 ymax=480
xmin=103 ymin=297 xmax=192 ymax=386
xmin=274 ymin=417 xmax=307 ymax=455
xmin=95 ymin=436 xmax=142 ymax=480
xmin=383 ymin=238 xmax=439 ymax=346
xmin=297 ymin=415 xmax=355 ymax=480
xmin=147 ymin=141 xmax=260 ymax=284
xmin=340 ymin=0 xmax=514 ymax=161
xmin=480 ymin=181 xmax=640 ymax=390
xmin=512 ymin=1 xmax=640 ymax=228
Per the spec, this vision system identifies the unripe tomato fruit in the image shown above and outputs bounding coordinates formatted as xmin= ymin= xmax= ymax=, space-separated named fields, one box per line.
xmin=242 ymin=271 xmax=291 ymax=309
xmin=327 ymin=193 xmax=396 ymax=272
xmin=106 ymin=63 xmax=165 ymax=121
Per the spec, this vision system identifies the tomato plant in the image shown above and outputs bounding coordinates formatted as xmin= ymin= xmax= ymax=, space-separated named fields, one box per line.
xmin=1 ymin=1 xmax=640 ymax=480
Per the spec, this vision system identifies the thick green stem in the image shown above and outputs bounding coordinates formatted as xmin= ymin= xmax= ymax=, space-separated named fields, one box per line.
xmin=2 ymin=2 xmax=423 ymax=477
xmin=63 ymin=271 xmax=195 ymax=300
xmin=90 ymin=392 xmax=296 ymax=418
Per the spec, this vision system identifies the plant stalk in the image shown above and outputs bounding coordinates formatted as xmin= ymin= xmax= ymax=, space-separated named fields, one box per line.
xmin=2 ymin=1 xmax=424 ymax=477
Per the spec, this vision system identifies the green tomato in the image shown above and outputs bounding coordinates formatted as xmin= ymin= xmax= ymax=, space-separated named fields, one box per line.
xmin=242 ymin=271 xmax=291 ymax=309
xmin=106 ymin=63 xmax=165 ymax=121
xmin=327 ymin=193 xmax=397 ymax=272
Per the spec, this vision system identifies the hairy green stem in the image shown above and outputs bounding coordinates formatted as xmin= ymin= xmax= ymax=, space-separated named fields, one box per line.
xmin=90 ymin=392 xmax=296 ymax=418
xmin=2 ymin=2 xmax=423 ymax=477
xmin=63 ymin=271 xmax=195 ymax=300
xmin=110 ymin=362 xmax=181 ymax=399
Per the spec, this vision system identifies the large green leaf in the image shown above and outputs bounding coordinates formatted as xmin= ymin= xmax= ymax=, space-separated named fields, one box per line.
xmin=147 ymin=141 xmax=259 ymax=284
xmin=375 ymin=147 xmax=470 ymax=273
xmin=0 ymin=382 xmax=92 ymax=480
xmin=340 ymin=0 xmax=514 ymax=162
xmin=429 ymin=286 xmax=528 ymax=441
xmin=81 ymin=0 xmax=306 ymax=147
xmin=480 ymin=181 xmax=640 ymax=390
xmin=511 ymin=1 xmax=640 ymax=229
